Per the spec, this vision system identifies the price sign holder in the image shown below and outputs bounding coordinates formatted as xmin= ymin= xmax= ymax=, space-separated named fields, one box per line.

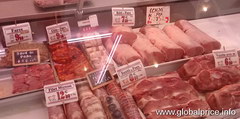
xmin=12 ymin=48 xmax=40 ymax=66
xmin=213 ymin=49 xmax=239 ymax=67
xmin=112 ymin=7 xmax=135 ymax=26
xmin=46 ymin=21 xmax=71 ymax=45
xmin=77 ymin=14 xmax=99 ymax=33
xmin=2 ymin=22 xmax=33 ymax=47
xmin=146 ymin=6 xmax=170 ymax=25
xmin=86 ymin=69 xmax=115 ymax=90
xmin=44 ymin=80 xmax=78 ymax=107
xmin=116 ymin=59 xmax=147 ymax=89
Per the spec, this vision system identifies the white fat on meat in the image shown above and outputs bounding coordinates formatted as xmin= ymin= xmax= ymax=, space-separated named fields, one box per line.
xmin=163 ymin=25 xmax=204 ymax=57
xmin=139 ymin=26 xmax=184 ymax=61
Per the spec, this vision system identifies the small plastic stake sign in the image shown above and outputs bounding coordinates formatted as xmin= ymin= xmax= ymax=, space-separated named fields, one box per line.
xmin=116 ymin=60 xmax=147 ymax=89
xmin=146 ymin=6 xmax=170 ymax=25
xmin=44 ymin=80 xmax=78 ymax=107
xmin=46 ymin=21 xmax=71 ymax=45
xmin=112 ymin=7 xmax=135 ymax=26
xmin=2 ymin=22 xmax=33 ymax=47
xmin=213 ymin=49 xmax=239 ymax=67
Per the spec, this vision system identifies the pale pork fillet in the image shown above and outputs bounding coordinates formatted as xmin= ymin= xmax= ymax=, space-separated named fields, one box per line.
xmin=140 ymin=26 xmax=184 ymax=61
xmin=175 ymin=20 xmax=221 ymax=53
xmin=163 ymin=25 xmax=204 ymax=57
xmin=65 ymin=102 xmax=85 ymax=119
xmin=48 ymin=105 xmax=66 ymax=119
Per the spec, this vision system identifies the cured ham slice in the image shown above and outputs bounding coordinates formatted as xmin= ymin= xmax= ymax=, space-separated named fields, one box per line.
xmin=163 ymin=25 xmax=204 ymax=57
xmin=106 ymin=82 xmax=142 ymax=119
xmin=48 ymin=105 xmax=66 ymax=119
xmin=128 ymin=72 xmax=210 ymax=119
xmin=65 ymin=102 xmax=85 ymax=119
xmin=140 ymin=26 xmax=184 ymax=61
xmin=206 ymin=83 xmax=240 ymax=110
xmin=131 ymin=33 xmax=165 ymax=65
xmin=175 ymin=20 xmax=221 ymax=53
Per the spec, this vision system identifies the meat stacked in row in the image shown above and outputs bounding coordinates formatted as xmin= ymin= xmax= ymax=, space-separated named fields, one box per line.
xmin=48 ymin=41 xmax=93 ymax=81
xmin=34 ymin=0 xmax=79 ymax=8
xmin=177 ymin=54 xmax=240 ymax=110
xmin=128 ymin=72 xmax=210 ymax=119
xmin=103 ymin=20 xmax=221 ymax=66
xmin=12 ymin=64 xmax=55 ymax=93
xmin=81 ymin=32 xmax=116 ymax=72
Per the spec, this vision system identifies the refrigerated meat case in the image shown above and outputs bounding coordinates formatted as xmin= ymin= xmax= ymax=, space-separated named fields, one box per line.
xmin=1 ymin=0 xmax=240 ymax=119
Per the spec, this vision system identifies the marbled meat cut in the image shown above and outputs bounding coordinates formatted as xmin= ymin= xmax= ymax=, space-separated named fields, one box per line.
xmin=140 ymin=26 xmax=184 ymax=61
xmin=175 ymin=20 xmax=221 ymax=53
xmin=163 ymin=25 xmax=204 ymax=57
xmin=48 ymin=105 xmax=66 ymax=119
xmin=103 ymin=38 xmax=142 ymax=65
xmin=177 ymin=54 xmax=215 ymax=80
xmin=206 ymin=83 xmax=240 ymax=110
xmin=128 ymin=72 xmax=210 ymax=119
xmin=65 ymin=102 xmax=85 ymax=119
xmin=189 ymin=65 xmax=240 ymax=92
xmin=12 ymin=64 xmax=55 ymax=93
xmin=132 ymin=33 xmax=165 ymax=65
xmin=106 ymin=82 xmax=142 ymax=119
xmin=77 ymin=81 xmax=107 ymax=119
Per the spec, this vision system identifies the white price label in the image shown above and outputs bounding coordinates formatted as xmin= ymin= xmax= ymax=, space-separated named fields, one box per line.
xmin=89 ymin=14 xmax=99 ymax=27
xmin=213 ymin=49 xmax=239 ymax=67
xmin=46 ymin=21 xmax=71 ymax=45
xmin=112 ymin=7 xmax=135 ymax=26
xmin=116 ymin=60 xmax=146 ymax=89
xmin=44 ymin=80 xmax=78 ymax=107
xmin=146 ymin=6 xmax=170 ymax=25
xmin=2 ymin=22 xmax=33 ymax=47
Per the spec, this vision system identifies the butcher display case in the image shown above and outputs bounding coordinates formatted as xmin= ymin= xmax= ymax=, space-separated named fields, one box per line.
xmin=1 ymin=0 xmax=240 ymax=119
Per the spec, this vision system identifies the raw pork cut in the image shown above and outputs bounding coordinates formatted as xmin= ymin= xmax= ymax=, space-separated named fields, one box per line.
xmin=35 ymin=0 xmax=64 ymax=7
xmin=189 ymin=66 xmax=240 ymax=92
xmin=140 ymin=26 xmax=184 ymax=61
xmin=131 ymin=33 xmax=165 ymax=65
xmin=163 ymin=25 xmax=204 ymax=57
xmin=48 ymin=105 xmax=66 ymax=119
xmin=175 ymin=20 xmax=221 ymax=53
xmin=107 ymin=82 xmax=142 ymax=119
xmin=128 ymin=72 xmax=210 ymax=119
xmin=65 ymin=102 xmax=85 ymax=119
xmin=177 ymin=54 xmax=215 ymax=80
xmin=206 ymin=83 xmax=240 ymax=110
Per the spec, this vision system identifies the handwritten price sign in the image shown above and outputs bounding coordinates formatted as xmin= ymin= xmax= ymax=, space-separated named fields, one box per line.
xmin=44 ymin=80 xmax=78 ymax=107
xmin=46 ymin=21 xmax=71 ymax=45
xmin=213 ymin=49 xmax=239 ymax=67
xmin=2 ymin=22 xmax=33 ymax=47
xmin=146 ymin=6 xmax=170 ymax=25
xmin=112 ymin=7 xmax=135 ymax=26
xmin=116 ymin=60 xmax=146 ymax=89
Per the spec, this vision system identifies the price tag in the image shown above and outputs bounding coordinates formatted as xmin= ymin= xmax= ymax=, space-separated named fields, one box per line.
xmin=116 ymin=60 xmax=147 ymax=89
xmin=2 ymin=22 xmax=33 ymax=47
xmin=112 ymin=7 xmax=135 ymax=26
xmin=146 ymin=6 xmax=170 ymax=25
xmin=44 ymin=80 xmax=78 ymax=107
xmin=213 ymin=49 xmax=239 ymax=67
xmin=77 ymin=14 xmax=99 ymax=32
xmin=89 ymin=14 xmax=99 ymax=27
xmin=86 ymin=70 xmax=115 ymax=90
xmin=46 ymin=21 xmax=71 ymax=45
xmin=12 ymin=48 xmax=40 ymax=66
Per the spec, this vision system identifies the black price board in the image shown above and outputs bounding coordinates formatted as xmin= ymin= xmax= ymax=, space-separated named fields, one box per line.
xmin=12 ymin=48 xmax=40 ymax=66
xmin=86 ymin=70 xmax=115 ymax=90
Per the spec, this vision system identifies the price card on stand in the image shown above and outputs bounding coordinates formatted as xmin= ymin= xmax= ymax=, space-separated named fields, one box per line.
xmin=86 ymin=70 xmax=115 ymax=90
xmin=12 ymin=48 xmax=40 ymax=66
xmin=46 ymin=21 xmax=71 ymax=45
xmin=213 ymin=49 xmax=239 ymax=67
xmin=78 ymin=14 xmax=99 ymax=32
xmin=2 ymin=22 xmax=33 ymax=47
xmin=146 ymin=6 xmax=170 ymax=25
xmin=116 ymin=59 xmax=147 ymax=89
xmin=112 ymin=7 xmax=135 ymax=26
xmin=44 ymin=80 xmax=78 ymax=107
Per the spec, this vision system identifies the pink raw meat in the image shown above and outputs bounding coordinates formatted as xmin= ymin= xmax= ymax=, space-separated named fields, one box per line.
xmin=175 ymin=20 xmax=221 ymax=53
xmin=163 ymin=25 xmax=204 ymax=57
xmin=13 ymin=82 xmax=29 ymax=93
xmin=35 ymin=0 xmax=64 ymax=7
xmin=12 ymin=67 xmax=26 ymax=75
xmin=48 ymin=105 xmax=67 ymax=119
xmin=65 ymin=102 xmax=85 ymax=119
